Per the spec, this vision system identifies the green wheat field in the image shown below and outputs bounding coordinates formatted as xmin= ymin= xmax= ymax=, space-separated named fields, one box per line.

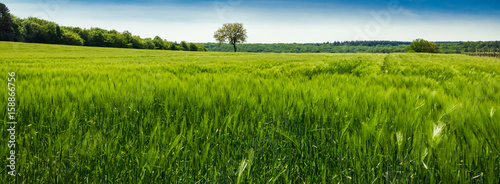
xmin=1 ymin=41 xmax=499 ymax=183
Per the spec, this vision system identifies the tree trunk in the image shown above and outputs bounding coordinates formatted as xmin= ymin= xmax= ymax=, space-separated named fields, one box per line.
xmin=233 ymin=44 xmax=237 ymax=52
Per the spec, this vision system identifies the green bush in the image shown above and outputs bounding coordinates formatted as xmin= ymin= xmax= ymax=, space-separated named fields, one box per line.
xmin=407 ymin=38 xmax=439 ymax=53
xmin=61 ymin=31 xmax=84 ymax=45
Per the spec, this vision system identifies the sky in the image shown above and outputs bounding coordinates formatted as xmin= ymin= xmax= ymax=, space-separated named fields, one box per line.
xmin=3 ymin=0 xmax=500 ymax=43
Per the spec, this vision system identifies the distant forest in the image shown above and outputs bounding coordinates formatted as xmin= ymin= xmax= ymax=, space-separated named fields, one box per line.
xmin=203 ymin=41 xmax=500 ymax=53
xmin=0 ymin=3 xmax=207 ymax=51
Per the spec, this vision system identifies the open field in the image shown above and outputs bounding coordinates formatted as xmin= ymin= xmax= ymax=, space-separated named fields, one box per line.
xmin=1 ymin=41 xmax=499 ymax=183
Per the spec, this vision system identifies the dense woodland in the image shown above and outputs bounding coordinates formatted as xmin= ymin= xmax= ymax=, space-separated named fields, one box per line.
xmin=203 ymin=42 xmax=409 ymax=53
xmin=203 ymin=41 xmax=500 ymax=53
xmin=0 ymin=3 xmax=207 ymax=51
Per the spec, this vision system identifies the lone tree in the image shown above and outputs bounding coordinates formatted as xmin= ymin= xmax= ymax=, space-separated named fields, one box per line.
xmin=214 ymin=23 xmax=247 ymax=52
xmin=407 ymin=39 xmax=439 ymax=53
xmin=0 ymin=3 xmax=15 ymax=41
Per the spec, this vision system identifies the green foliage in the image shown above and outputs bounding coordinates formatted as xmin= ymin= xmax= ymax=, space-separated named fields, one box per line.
xmin=0 ymin=3 xmax=16 ymax=41
xmin=153 ymin=36 xmax=167 ymax=49
xmin=1 ymin=42 xmax=499 ymax=183
xmin=14 ymin=17 xmax=206 ymax=51
xmin=0 ymin=3 xmax=207 ymax=51
xmin=168 ymin=41 xmax=180 ymax=50
xmin=438 ymin=41 xmax=500 ymax=53
xmin=196 ymin=44 xmax=208 ymax=52
xmin=203 ymin=41 xmax=500 ymax=54
xmin=87 ymin=28 xmax=106 ymax=46
xmin=143 ymin=38 xmax=155 ymax=50
xmin=61 ymin=31 xmax=84 ymax=45
xmin=204 ymin=42 xmax=409 ymax=53
xmin=180 ymin=41 xmax=189 ymax=51
xmin=189 ymin=43 xmax=198 ymax=51
xmin=17 ymin=17 xmax=61 ymax=43
xmin=214 ymin=23 xmax=247 ymax=52
xmin=20 ymin=18 xmax=39 ymax=42
xmin=407 ymin=39 xmax=439 ymax=53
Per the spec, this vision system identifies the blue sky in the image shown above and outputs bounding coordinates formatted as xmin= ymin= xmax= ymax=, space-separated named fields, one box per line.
xmin=3 ymin=0 xmax=500 ymax=43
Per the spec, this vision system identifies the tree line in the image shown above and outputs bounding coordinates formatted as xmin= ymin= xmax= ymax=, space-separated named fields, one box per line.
xmin=0 ymin=3 xmax=207 ymax=51
xmin=437 ymin=41 xmax=500 ymax=54
xmin=204 ymin=42 xmax=409 ymax=53
xmin=203 ymin=41 xmax=500 ymax=54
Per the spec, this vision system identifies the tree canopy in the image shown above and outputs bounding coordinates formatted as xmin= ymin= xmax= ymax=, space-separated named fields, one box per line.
xmin=214 ymin=23 xmax=247 ymax=52
xmin=0 ymin=3 xmax=207 ymax=52
xmin=202 ymin=41 xmax=499 ymax=53
xmin=0 ymin=3 xmax=16 ymax=41
xmin=407 ymin=39 xmax=439 ymax=53
xmin=203 ymin=42 xmax=409 ymax=53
